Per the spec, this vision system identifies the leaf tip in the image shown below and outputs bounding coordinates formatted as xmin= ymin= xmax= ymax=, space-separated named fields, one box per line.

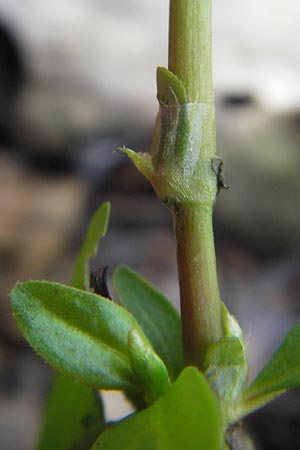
xmin=118 ymin=147 xmax=153 ymax=181
xmin=156 ymin=66 xmax=187 ymax=105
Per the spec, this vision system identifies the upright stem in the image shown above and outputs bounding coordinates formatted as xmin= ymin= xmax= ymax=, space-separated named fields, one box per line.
xmin=125 ymin=0 xmax=223 ymax=368
xmin=173 ymin=203 xmax=222 ymax=367
xmin=169 ymin=0 xmax=223 ymax=368
xmin=169 ymin=0 xmax=214 ymax=103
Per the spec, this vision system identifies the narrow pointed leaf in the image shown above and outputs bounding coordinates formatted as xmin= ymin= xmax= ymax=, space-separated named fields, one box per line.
xmin=36 ymin=372 xmax=104 ymax=450
xmin=11 ymin=281 xmax=144 ymax=392
xmin=72 ymin=202 xmax=110 ymax=289
xmin=113 ymin=266 xmax=183 ymax=380
xmin=118 ymin=147 xmax=154 ymax=181
xmin=92 ymin=367 xmax=221 ymax=450
xmin=242 ymin=324 xmax=300 ymax=416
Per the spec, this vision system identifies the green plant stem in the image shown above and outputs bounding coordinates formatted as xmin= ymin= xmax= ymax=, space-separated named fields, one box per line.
xmin=169 ymin=0 xmax=213 ymax=103
xmin=172 ymin=203 xmax=222 ymax=368
xmin=168 ymin=0 xmax=223 ymax=368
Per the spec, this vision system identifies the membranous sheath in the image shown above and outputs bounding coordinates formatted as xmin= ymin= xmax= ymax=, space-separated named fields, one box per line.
xmin=151 ymin=99 xmax=216 ymax=205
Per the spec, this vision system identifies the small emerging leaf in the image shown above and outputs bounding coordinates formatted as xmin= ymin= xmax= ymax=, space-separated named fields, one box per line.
xmin=242 ymin=324 xmax=300 ymax=416
xmin=11 ymin=281 xmax=144 ymax=392
xmin=204 ymin=337 xmax=248 ymax=425
xmin=204 ymin=303 xmax=248 ymax=425
xmin=72 ymin=202 xmax=110 ymax=289
xmin=221 ymin=302 xmax=244 ymax=342
xmin=92 ymin=367 xmax=221 ymax=450
xmin=156 ymin=67 xmax=187 ymax=105
xmin=113 ymin=266 xmax=183 ymax=381
xmin=118 ymin=147 xmax=154 ymax=181
xmin=36 ymin=372 xmax=105 ymax=450
xmin=128 ymin=328 xmax=171 ymax=405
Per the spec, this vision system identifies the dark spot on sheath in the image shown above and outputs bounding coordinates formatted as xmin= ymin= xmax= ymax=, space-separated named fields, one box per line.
xmin=211 ymin=157 xmax=230 ymax=194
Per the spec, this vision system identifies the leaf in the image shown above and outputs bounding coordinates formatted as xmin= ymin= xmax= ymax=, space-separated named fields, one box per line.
xmin=118 ymin=147 xmax=154 ymax=182
xmin=203 ymin=303 xmax=248 ymax=425
xmin=36 ymin=372 xmax=105 ymax=450
xmin=156 ymin=67 xmax=187 ymax=105
xmin=92 ymin=367 xmax=221 ymax=450
xmin=11 ymin=280 xmax=144 ymax=392
xmin=128 ymin=328 xmax=171 ymax=404
xmin=242 ymin=324 xmax=300 ymax=416
xmin=37 ymin=204 xmax=111 ymax=450
xmin=113 ymin=266 xmax=183 ymax=381
xmin=204 ymin=337 xmax=248 ymax=425
xmin=221 ymin=302 xmax=244 ymax=342
xmin=72 ymin=202 xmax=110 ymax=289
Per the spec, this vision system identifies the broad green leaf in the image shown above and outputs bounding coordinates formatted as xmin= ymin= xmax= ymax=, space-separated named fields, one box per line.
xmin=11 ymin=280 xmax=145 ymax=392
xmin=113 ymin=266 xmax=183 ymax=381
xmin=92 ymin=367 xmax=221 ymax=450
xmin=242 ymin=324 xmax=300 ymax=416
xmin=128 ymin=328 xmax=171 ymax=404
xmin=36 ymin=372 xmax=104 ymax=450
xmin=37 ymin=204 xmax=110 ymax=450
xmin=72 ymin=202 xmax=110 ymax=289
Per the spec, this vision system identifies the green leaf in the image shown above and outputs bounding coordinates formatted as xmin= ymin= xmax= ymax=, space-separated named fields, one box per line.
xmin=113 ymin=266 xmax=183 ymax=381
xmin=36 ymin=372 xmax=105 ymax=450
xmin=37 ymin=204 xmax=111 ymax=450
xmin=128 ymin=328 xmax=171 ymax=404
xmin=118 ymin=147 xmax=154 ymax=182
xmin=242 ymin=324 xmax=300 ymax=416
xmin=203 ymin=303 xmax=248 ymax=425
xmin=11 ymin=281 xmax=144 ymax=392
xmin=221 ymin=302 xmax=244 ymax=342
xmin=204 ymin=337 xmax=248 ymax=425
xmin=156 ymin=67 xmax=187 ymax=105
xmin=92 ymin=367 xmax=221 ymax=450
xmin=72 ymin=202 xmax=110 ymax=289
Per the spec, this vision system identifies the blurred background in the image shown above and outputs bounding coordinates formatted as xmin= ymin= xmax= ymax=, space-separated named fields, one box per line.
xmin=0 ymin=0 xmax=299 ymax=448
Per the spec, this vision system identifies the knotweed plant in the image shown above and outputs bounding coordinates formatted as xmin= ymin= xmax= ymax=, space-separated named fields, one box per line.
xmin=10 ymin=1 xmax=300 ymax=449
